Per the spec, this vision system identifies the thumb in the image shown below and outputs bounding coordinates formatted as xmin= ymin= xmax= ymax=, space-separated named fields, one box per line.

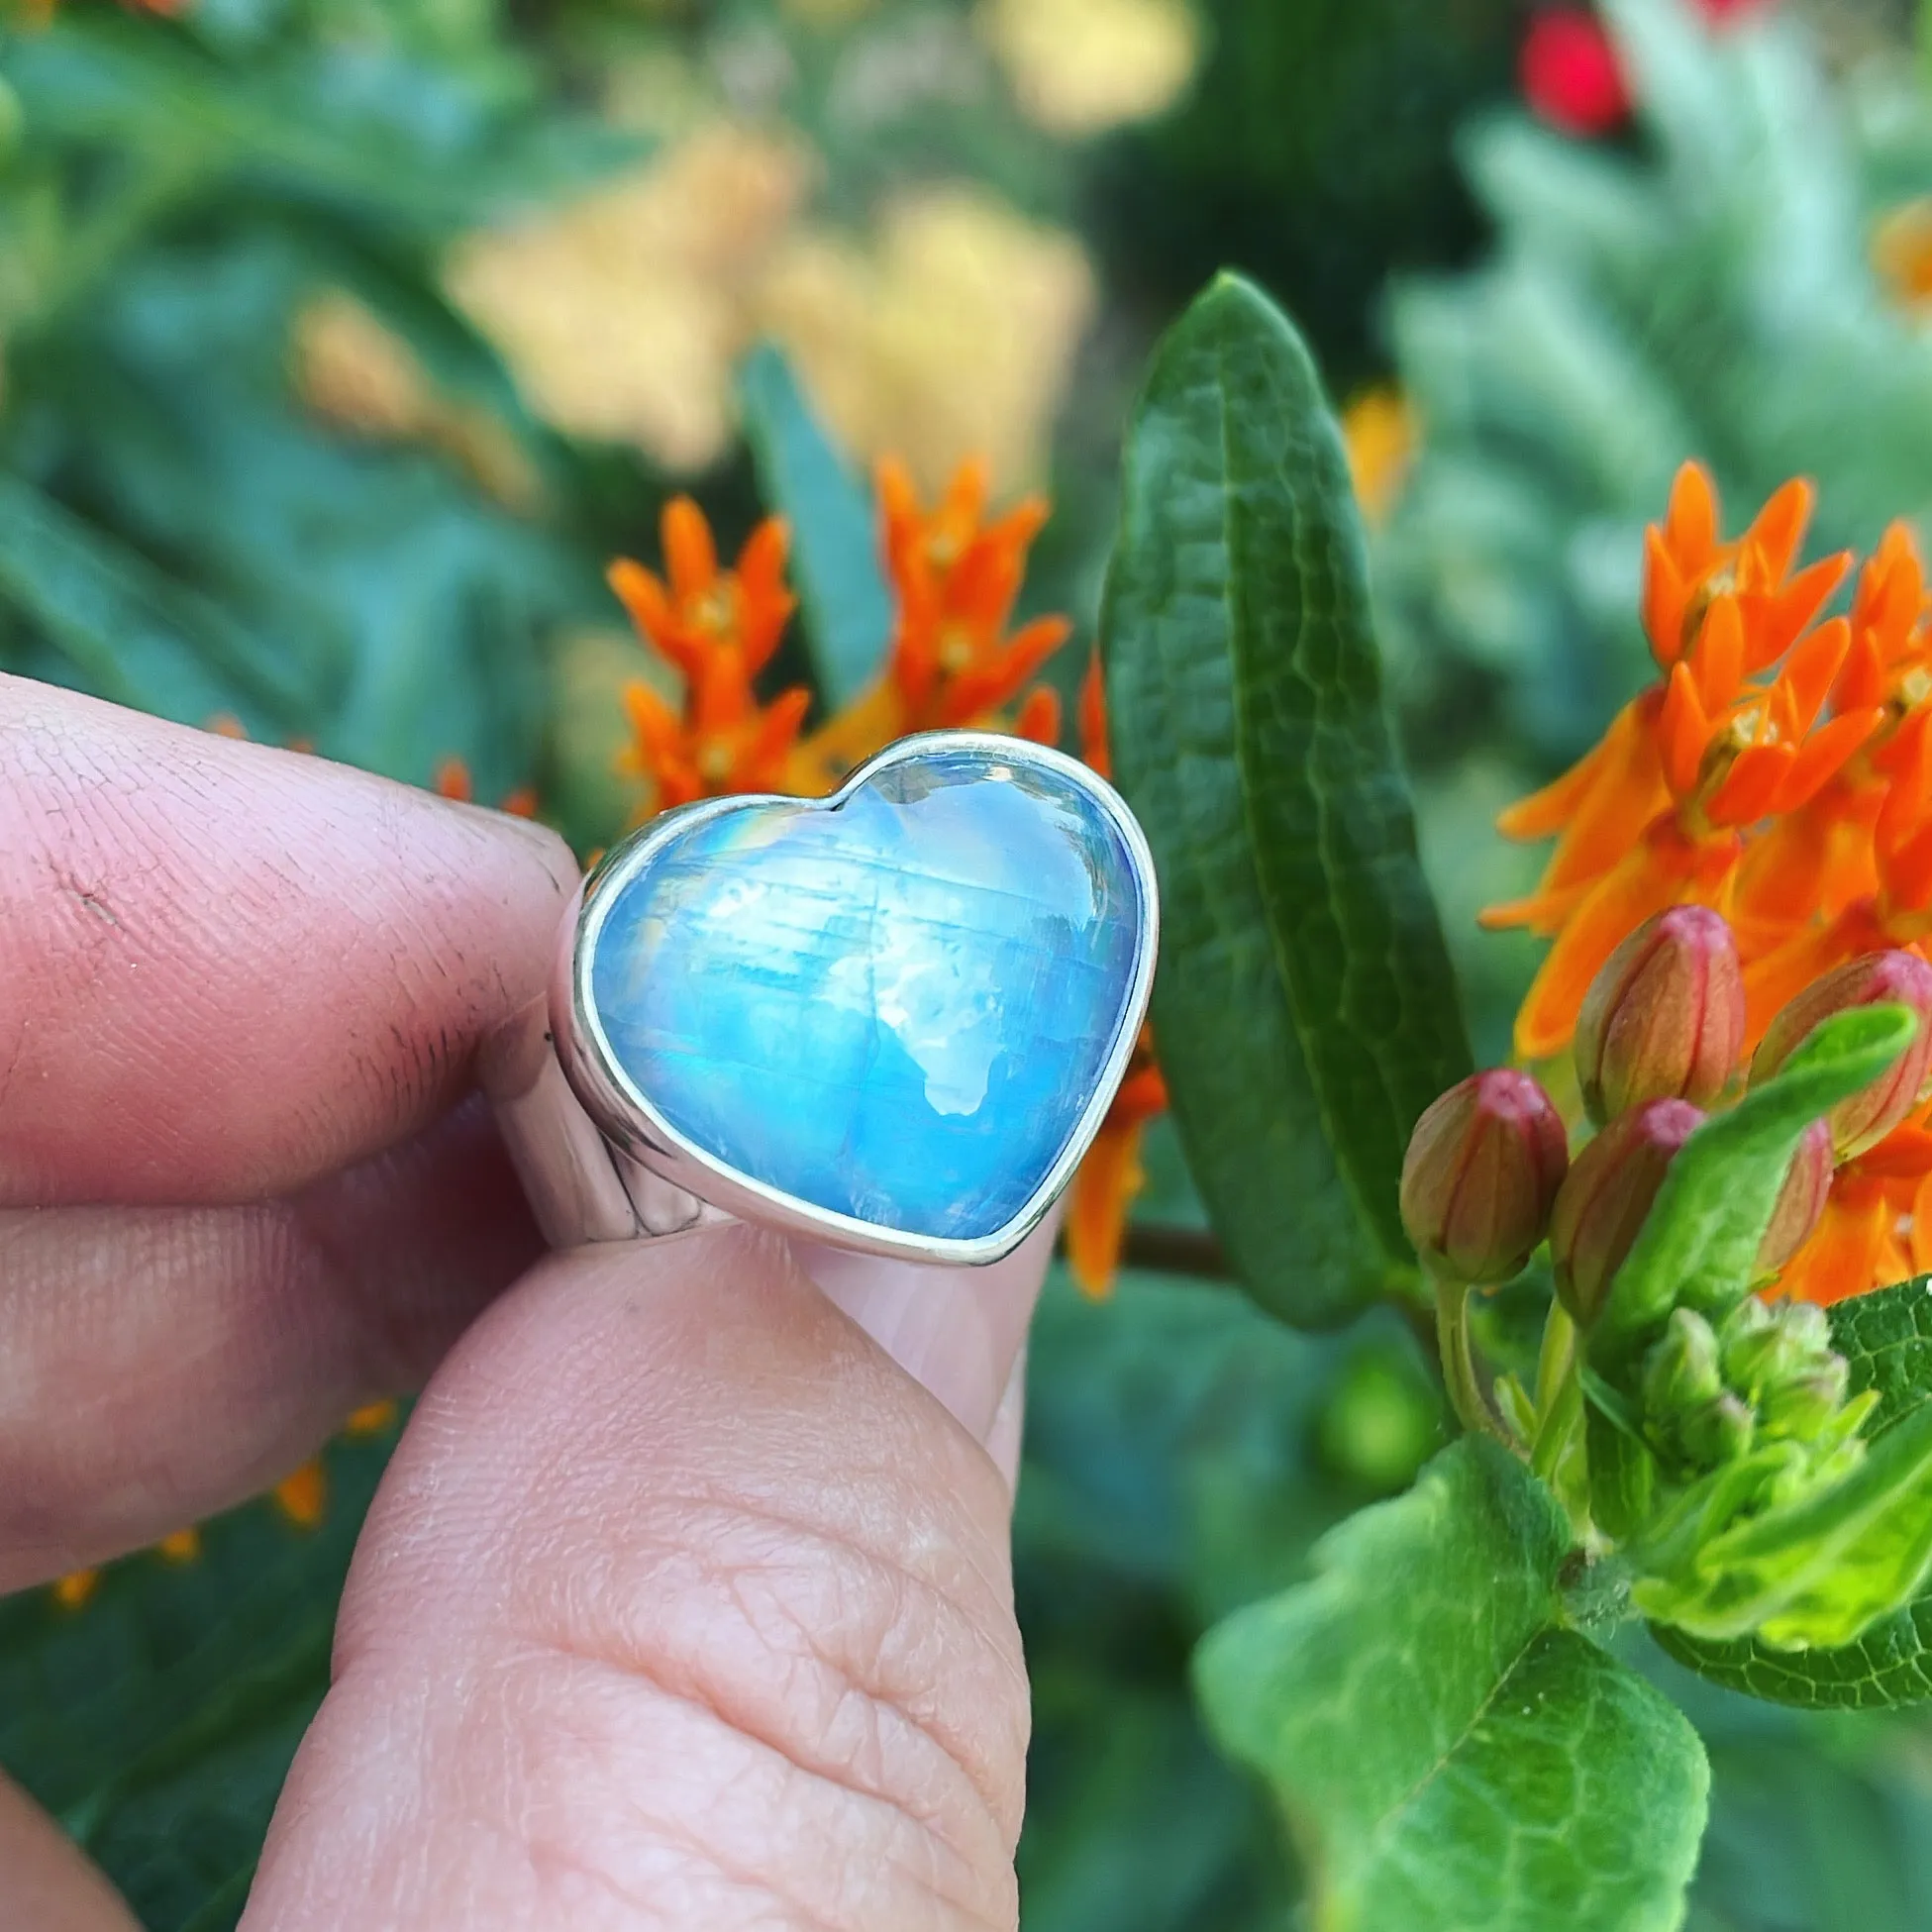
xmin=240 ymin=1222 xmax=1047 ymax=1931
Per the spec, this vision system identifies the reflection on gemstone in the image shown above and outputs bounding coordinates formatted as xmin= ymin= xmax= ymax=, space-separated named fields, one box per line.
xmin=587 ymin=747 xmax=1146 ymax=1241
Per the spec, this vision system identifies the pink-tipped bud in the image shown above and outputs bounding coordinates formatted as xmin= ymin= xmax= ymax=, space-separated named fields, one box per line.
xmin=1752 ymin=950 xmax=1932 ymax=1160
xmin=1755 ymin=1119 xmax=1834 ymax=1276
xmin=1399 ymin=1069 xmax=1570 ymax=1285
xmin=1551 ymin=1098 xmax=1703 ymax=1325
xmin=1575 ymin=907 xmax=1745 ymax=1126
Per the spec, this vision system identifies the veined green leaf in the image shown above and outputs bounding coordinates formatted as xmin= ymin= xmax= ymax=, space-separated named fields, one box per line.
xmin=1591 ymin=1006 xmax=1917 ymax=1374
xmin=737 ymin=344 xmax=891 ymax=711
xmin=1194 ymin=1438 xmax=1707 ymax=1931
xmin=1657 ymin=1273 xmax=1932 ymax=1705
xmin=1102 ymin=273 xmax=1471 ymax=1327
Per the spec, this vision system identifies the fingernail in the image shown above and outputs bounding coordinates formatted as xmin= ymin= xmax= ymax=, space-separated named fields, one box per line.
xmin=796 ymin=1212 xmax=1059 ymax=1444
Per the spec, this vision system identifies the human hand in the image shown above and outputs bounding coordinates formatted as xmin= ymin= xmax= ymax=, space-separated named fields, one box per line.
xmin=1 ymin=676 xmax=1045 ymax=1930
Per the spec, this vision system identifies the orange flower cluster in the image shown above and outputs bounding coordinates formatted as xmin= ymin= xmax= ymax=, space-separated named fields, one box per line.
xmin=608 ymin=503 xmax=810 ymax=811
xmin=608 ymin=458 xmax=1069 ymax=819
xmin=609 ymin=464 xmax=1164 ymax=1296
xmin=1489 ymin=462 xmax=1932 ymax=1303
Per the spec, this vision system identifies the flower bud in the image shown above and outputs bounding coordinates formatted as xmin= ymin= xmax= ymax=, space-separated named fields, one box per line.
xmin=1755 ymin=1119 xmax=1834 ymax=1276
xmin=1721 ymin=1298 xmax=1833 ymax=1408
xmin=1399 ymin=1069 xmax=1569 ymax=1285
xmin=1752 ymin=950 xmax=1932 ymax=1160
xmin=1575 ymin=907 xmax=1745 ymax=1126
xmin=1550 ymin=1098 xmax=1703 ymax=1324
xmin=1643 ymin=1307 xmax=1724 ymax=1417
xmin=1759 ymin=1363 xmax=1851 ymax=1443
xmin=1682 ymin=1391 xmax=1759 ymax=1470
xmin=1643 ymin=1313 xmax=1759 ymax=1469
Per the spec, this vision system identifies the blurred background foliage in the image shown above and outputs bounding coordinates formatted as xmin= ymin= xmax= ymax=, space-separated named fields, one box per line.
xmin=10 ymin=0 xmax=1932 ymax=1927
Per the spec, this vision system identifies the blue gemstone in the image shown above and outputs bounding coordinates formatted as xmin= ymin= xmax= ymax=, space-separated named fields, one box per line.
xmin=586 ymin=746 xmax=1146 ymax=1242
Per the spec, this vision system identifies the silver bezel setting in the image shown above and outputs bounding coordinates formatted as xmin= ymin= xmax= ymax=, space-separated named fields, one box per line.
xmin=550 ymin=729 xmax=1161 ymax=1267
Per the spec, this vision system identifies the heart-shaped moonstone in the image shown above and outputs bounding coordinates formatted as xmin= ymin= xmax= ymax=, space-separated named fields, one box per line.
xmin=585 ymin=743 xmax=1148 ymax=1243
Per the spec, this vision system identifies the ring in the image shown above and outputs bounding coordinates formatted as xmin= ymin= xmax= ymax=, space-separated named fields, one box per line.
xmin=488 ymin=730 xmax=1160 ymax=1265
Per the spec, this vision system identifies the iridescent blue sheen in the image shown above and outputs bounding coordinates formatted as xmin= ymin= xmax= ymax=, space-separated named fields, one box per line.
xmin=587 ymin=748 xmax=1144 ymax=1241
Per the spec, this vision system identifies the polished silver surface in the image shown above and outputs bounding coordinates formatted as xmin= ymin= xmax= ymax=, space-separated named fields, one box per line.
xmin=516 ymin=730 xmax=1160 ymax=1265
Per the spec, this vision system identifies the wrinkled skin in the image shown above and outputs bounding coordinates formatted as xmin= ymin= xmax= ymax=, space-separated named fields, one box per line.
xmin=0 ymin=676 xmax=1044 ymax=1930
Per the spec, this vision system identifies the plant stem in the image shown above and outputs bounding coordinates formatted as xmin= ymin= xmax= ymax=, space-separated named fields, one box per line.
xmin=1530 ymin=1359 xmax=1583 ymax=1482
xmin=1534 ymin=1302 xmax=1576 ymax=1418
xmin=1433 ymin=1273 xmax=1509 ymax=1444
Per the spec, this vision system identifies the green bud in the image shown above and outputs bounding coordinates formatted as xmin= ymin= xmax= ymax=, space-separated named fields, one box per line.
xmin=1399 ymin=1069 xmax=1570 ymax=1285
xmin=1643 ymin=1308 xmax=1724 ymax=1417
xmin=1679 ymin=1392 xmax=1758 ymax=1469
xmin=1550 ymin=1098 xmax=1702 ymax=1324
xmin=1720 ymin=1298 xmax=1832 ymax=1406
xmin=1643 ymin=1310 xmax=1754 ymax=1471
xmin=1759 ymin=1361 xmax=1851 ymax=1443
xmin=1575 ymin=907 xmax=1745 ymax=1126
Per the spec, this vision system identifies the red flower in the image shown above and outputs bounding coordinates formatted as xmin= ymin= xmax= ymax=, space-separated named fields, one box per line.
xmin=1521 ymin=11 xmax=1630 ymax=137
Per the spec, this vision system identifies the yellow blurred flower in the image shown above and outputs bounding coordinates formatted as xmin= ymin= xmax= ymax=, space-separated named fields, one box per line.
xmin=445 ymin=125 xmax=814 ymax=471
xmin=759 ymin=185 xmax=1094 ymax=489
xmin=979 ymin=0 xmax=1201 ymax=137
xmin=781 ymin=0 xmax=881 ymax=22
xmin=292 ymin=290 xmax=539 ymax=512
xmin=293 ymin=289 xmax=430 ymax=437
xmin=444 ymin=114 xmax=1089 ymax=490
xmin=1873 ymin=198 xmax=1932 ymax=315
xmin=1340 ymin=385 xmax=1417 ymax=529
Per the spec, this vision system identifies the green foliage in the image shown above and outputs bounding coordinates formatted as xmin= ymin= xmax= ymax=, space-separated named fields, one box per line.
xmin=1098 ymin=0 xmax=1525 ymax=390
xmin=1017 ymin=1267 xmax=1445 ymax=1932
xmin=0 ymin=1429 xmax=396 ymax=1932
xmin=1592 ymin=1009 xmax=1920 ymax=1372
xmin=0 ymin=8 xmax=632 ymax=793
xmin=1195 ymin=1438 xmax=1708 ymax=1932
xmin=1377 ymin=0 xmax=1932 ymax=778
xmin=736 ymin=344 xmax=891 ymax=711
xmin=1102 ymin=272 xmax=1471 ymax=1327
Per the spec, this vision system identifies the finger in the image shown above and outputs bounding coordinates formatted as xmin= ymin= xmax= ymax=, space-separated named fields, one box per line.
xmin=0 ymin=674 xmax=577 ymax=1208
xmin=0 ymin=1097 xmax=543 ymax=1592
xmin=245 ymin=1226 xmax=1034 ymax=1932
xmin=796 ymin=1209 xmax=1058 ymax=1448
xmin=0 ymin=1768 xmax=140 ymax=1932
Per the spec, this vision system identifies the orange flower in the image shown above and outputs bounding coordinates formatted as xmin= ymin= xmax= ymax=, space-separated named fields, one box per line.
xmin=609 ymin=499 xmax=812 ymax=812
xmin=1733 ymin=521 xmax=1931 ymax=918
xmin=797 ymin=458 xmax=1073 ymax=783
xmin=1066 ymin=1029 xmax=1169 ymax=1297
xmin=432 ymin=756 xmax=538 ymax=819
xmin=1062 ymin=651 xmax=1168 ymax=1297
xmin=1777 ymin=1110 xmax=1932 ymax=1306
xmin=1484 ymin=464 xmax=1870 ymax=1060
xmin=272 ymin=1459 xmax=328 ymax=1530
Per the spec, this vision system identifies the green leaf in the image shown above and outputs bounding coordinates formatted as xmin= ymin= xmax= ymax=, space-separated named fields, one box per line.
xmin=1591 ymin=1006 xmax=1917 ymax=1373
xmin=0 ymin=473 xmax=310 ymax=735
xmin=737 ymin=344 xmax=892 ymax=710
xmin=1656 ymin=1273 xmax=1932 ymax=1706
xmin=1194 ymin=1438 xmax=1708 ymax=1931
xmin=1101 ymin=272 xmax=1471 ymax=1327
xmin=0 ymin=1428 xmax=397 ymax=1931
xmin=1823 ymin=1269 xmax=1932 ymax=1434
